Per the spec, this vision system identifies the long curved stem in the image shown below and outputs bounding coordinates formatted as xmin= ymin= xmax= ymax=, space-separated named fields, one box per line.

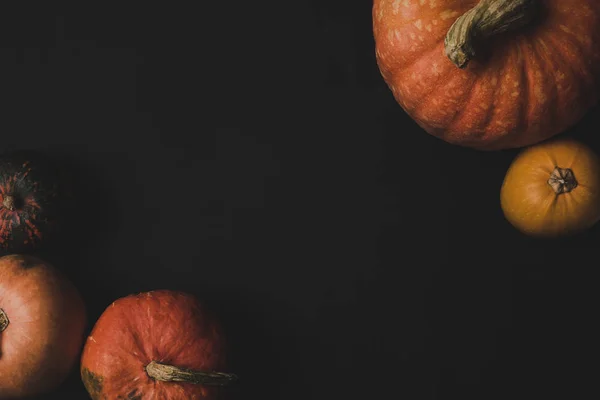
xmin=145 ymin=361 xmax=238 ymax=386
xmin=445 ymin=0 xmax=539 ymax=68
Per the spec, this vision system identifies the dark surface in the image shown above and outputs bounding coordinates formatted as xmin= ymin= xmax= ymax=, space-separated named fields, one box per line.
xmin=1 ymin=2 xmax=599 ymax=399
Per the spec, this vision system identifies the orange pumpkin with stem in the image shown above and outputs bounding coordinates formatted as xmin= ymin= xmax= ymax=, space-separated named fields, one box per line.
xmin=500 ymin=138 xmax=600 ymax=236
xmin=80 ymin=290 xmax=237 ymax=400
xmin=373 ymin=0 xmax=600 ymax=150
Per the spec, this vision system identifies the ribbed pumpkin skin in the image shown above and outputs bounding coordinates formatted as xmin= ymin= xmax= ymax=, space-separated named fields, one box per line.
xmin=80 ymin=290 xmax=228 ymax=400
xmin=373 ymin=0 xmax=600 ymax=150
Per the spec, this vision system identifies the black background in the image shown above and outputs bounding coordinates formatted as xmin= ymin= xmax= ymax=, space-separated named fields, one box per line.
xmin=1 ymin=2 xmax=599 ymax=399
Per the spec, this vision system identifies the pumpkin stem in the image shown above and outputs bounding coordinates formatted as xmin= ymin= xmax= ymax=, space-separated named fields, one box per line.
xmin=145 ymin=360 xmax=238 ymax=386
xmin=548 ymin=167 xmax=577 ymax=194
xmin=0 ymin=308 xmax=9 ymax=332
xmin=444 ymin=0 xmax=539 ymax=68
xmin=1 ymin=195 xmax=16 ymax=211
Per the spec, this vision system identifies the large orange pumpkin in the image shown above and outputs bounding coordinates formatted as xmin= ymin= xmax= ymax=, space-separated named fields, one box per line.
xmin=0 ymin=254 xmax=86 ymax=398
xmin=80 ymin=290 xmax=237 ymax=400
xmin=500 ymin=138 xmax=600 ymax=236
xmin=373 ymin=0 xmax=600 ymax=150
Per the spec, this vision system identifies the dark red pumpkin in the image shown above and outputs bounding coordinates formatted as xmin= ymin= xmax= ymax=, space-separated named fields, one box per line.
xmin=80 ymin=290 xmax=237 ymax=400
xmin=0 ymin=254 xmax=87 ymax=398
xmin=373 ymin=0 xmax=600 ymax=150
xmin=0 ymin=152 xmax=60 ymax=253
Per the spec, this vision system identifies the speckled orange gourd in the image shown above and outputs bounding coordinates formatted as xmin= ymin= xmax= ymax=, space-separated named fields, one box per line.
xmin=373 ymin=0 xmax=600 ymax=150
xmin=80 ymin=290 xmax=237 ymax=400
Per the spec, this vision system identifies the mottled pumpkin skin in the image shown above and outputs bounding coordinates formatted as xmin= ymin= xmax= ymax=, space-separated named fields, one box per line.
xmin=0 ymin=152 xmax=60 ymax=253
xmin=0 ymin=254 xmax=87 ymax=398
xmin=81 ymin=290 xmax=229 ymax=400
xmin=373 ymin=0 xmax=600 ymax=150
xmin=500 ymin=138 xmax=600 ymax=236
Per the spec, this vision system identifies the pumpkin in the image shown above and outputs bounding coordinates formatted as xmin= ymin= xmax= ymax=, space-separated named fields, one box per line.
xmin=80 ymin=290 xmax=237 ymax=400
xmin=500 ymin=138 xmax=600 ymax=236
xmin=0 ymin=254 xmax=86 ymax=398
xmin=373 ymin=0 xmax=600 ymax=150
xmin=0 ymin=151 xmax=61 ymax=254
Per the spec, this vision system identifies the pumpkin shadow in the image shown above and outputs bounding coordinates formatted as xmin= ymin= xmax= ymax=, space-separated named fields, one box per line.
xmin=172 ymin=285 xmax=308 ymax=400
xmin=512 ymin=216 xmax=600 ymax=279
xmin=37 ymin=151 xmax=126 ymax=309
xmin=20 ymin=370 xmax=91 ymax=400
xmin=27 ymin=152 xmax=120 ymax=284
xmin=48 ymin=153 xmax=121 ymax=251
xmin=567 ymin=103 xmax=600 ymax=150
xmin=25 ymin=151 xmax=124 ymax=358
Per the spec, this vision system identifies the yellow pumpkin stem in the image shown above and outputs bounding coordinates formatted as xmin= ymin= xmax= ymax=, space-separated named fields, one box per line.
xmin=547 ymin=167 xmax=578 ymax=194
xmin=145 ymin=360 xmax=238 ymax=386
xmin=445 ymin=0 xmax=539 ymax=68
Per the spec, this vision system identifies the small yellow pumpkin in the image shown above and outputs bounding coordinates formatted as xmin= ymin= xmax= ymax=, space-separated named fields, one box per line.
xmin=500 ymin=138 xmax=600 ymax=237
